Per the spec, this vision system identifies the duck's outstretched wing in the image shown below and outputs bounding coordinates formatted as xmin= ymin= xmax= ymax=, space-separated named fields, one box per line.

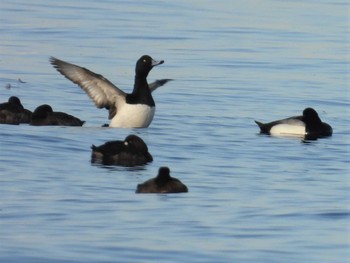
xmin=149 ymin=79 xmax=173 ymax=92
xmin=50 ymin=57 xmax=126 ymax=118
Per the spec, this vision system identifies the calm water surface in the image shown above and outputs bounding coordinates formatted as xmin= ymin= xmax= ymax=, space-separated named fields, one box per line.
xmin=1 ymin=0 xmax=349 ymax=262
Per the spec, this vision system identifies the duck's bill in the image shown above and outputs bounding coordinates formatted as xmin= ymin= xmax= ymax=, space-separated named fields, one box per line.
xmin=152 ymin=59 xmax=164 ymax=67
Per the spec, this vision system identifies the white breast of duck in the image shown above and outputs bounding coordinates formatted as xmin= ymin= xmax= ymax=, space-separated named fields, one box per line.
xmin=110 ymin=104 xmax=155 ymax=128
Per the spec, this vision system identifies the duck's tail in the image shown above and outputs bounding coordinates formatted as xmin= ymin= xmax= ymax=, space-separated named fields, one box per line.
xmin=254 ymin=120 xmax=268 ymax=133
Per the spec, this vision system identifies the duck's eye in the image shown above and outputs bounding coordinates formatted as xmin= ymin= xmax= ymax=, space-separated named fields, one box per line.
xmin=124 ymin=141 xmax=129 ymax=146
xmin=143 ymin=59 xmax=147 ymax=63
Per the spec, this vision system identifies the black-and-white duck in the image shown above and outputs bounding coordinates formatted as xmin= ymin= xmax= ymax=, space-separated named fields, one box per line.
xmin=255 ymin=107 xmax=332 ymax=139
xmin=50 ymin=55 xmax=170 ymax=128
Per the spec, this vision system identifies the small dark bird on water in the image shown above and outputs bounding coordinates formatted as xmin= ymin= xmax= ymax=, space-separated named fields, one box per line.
xmin=136 ymin=167 xmax=188 ymax=194
xmin=0 ymin=96 xmax=32 ymax=124
xmin=91 ymin=134 xmax=153 ymax=166
xmin=30 ymin=104 xmax=85 ymax=126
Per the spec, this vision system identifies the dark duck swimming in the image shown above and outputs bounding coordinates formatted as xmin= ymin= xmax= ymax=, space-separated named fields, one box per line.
xmin=0 ymin=96 xmax=32 ymax=124
xmin=91 ymin=134 xmax=153 ymax=166
xmin=136 ymin=167 xmax=188 ymax=194
xmin=30 ymin=104 xmax=85 ymax=126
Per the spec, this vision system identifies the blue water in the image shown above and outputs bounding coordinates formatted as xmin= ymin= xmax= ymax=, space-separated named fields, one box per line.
xmin=1 ymin=0 xmax=349 ymax=262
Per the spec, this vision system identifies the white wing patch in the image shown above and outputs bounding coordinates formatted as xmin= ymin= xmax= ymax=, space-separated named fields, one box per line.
xmin=270 ymin=123 xmax=306 ymax=137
